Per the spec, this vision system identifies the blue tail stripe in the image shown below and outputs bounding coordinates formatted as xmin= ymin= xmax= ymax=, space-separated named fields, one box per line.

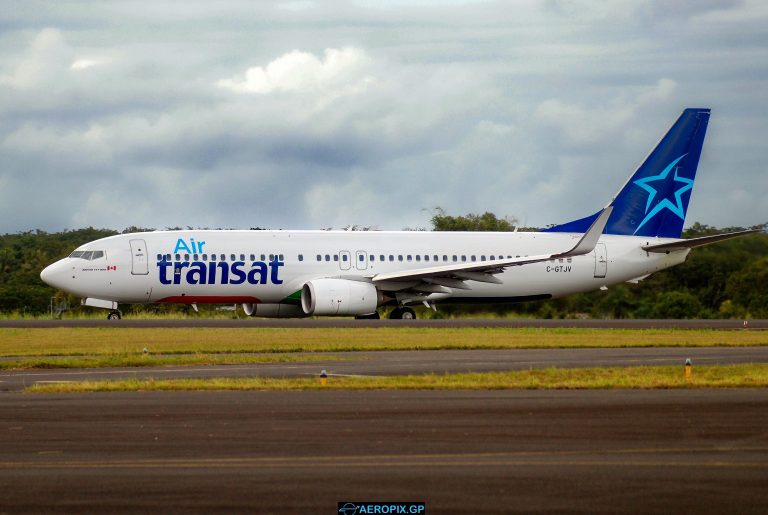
xmin=546 ymin=108 xmax=710 ymax=238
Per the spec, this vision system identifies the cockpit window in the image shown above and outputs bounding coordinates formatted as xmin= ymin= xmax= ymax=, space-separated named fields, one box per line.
xmin=69 ymin=250 xmax=105 ymax=260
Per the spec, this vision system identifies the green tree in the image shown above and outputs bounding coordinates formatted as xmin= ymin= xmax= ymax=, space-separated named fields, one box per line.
xmin=431 ymin=208 xmax=517 ymax=231
xmin=725 ymin=256 xmax=768 ymax=317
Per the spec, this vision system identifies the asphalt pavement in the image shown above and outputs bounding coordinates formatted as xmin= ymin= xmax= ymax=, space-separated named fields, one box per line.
xmin=1 ymin=389 xmax=767 ymax=513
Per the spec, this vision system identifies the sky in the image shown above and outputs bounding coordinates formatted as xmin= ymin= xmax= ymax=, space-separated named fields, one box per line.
xmin=0 ymin=0 xmax=766 ymax=233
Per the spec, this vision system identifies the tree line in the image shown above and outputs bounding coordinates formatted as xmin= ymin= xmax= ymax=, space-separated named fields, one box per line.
xmin=1 ymin=216 xmax=766 ymax=318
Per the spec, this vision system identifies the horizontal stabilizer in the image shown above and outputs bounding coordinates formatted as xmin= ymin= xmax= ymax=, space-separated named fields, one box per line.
xmin=641 ymin=229 xmax=762 ymax=253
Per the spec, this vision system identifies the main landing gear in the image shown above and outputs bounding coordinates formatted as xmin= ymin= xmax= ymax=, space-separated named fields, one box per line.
xmin=107 ymin=310 xmax=122 ymax=320
xmin=389 ymin=307 xmax=416 ymax=320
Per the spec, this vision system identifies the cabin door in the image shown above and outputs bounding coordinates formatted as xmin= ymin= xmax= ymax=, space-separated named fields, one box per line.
xmin=129 ymin=239 xmax=149 ymax=275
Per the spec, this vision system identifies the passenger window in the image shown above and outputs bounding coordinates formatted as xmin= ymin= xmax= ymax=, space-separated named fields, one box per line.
xmin=317 ymin=254 xmax=321 ymax=261
xmin=220 ymin=254 xmax=225 ymax=261
xmin=461 ymin=255 xmax=467 ymax=262
xmin=165 ymin=254 xmax=171 ymax=261
xmin=342 ymin=254 xmax=348 ymax=262
xmin=389 ymin=255 xmax=394 ymax=262
xmin=334 ymin=255 xmax=339 ymax=262
xmin=433 ymin=255 xmax=438 ymax=261
xmin=398 ymin=255 xmax=403 ymax=262
xmin=238 ymin=254 xmax=243 ymax=261
xmin=415 ymin=255 xmax=421 ymax=262
xmin=481 ymin=256 xmax=486 ymax=261
xmin=279 ymin=254 xmax=284 ymax=261
xmin=370 ymin=255 xmax=375 ymax=262
xmin=250 ymin=254 xmax=255 ymax=261
xmin=471 ymin=255 xmax=476 ymax=262
xmin=193 ymin=254 xmax=199 ymax=261
xmin=424 ymin=255 xmax=429 ymax=262
xmin=380 ymin=255 xmax=385 ymax=261
xmin=359 ymin=255 xmax=364 ymax=262
xmin=261 ymin=254 xmax=266 ymax=261
xmin=202 ymin=254 xmax=208 ymax=261
xmin=407 ymin=255 xmax=412 ymax=261
xmin=175 ymin=254 xmax=181 ymax=261
xmin=185 ymin=254 xmax=190 ymax=262
xmin=211 ymin=254 xmax=216 ymax=261
xmin=325 ymin=254 xmax=330 ymax=261
xmin=443 ymin=255 xmax=448 ymax=262
xmin=452 ymin=255 xmax=457 ymax=262
xmin=156 ymin=254 xmax=162 ymax=261
xmin=298 ymin=254 xmax=304 ymax=262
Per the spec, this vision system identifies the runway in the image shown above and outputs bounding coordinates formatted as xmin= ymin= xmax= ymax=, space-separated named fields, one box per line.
xmin=1 ymin=389 xmax=767 ymax=513
xmin=2 ymin=318 xmax=766 ymax=329
xmin=2 ymin=346 xmax=767 ymax=392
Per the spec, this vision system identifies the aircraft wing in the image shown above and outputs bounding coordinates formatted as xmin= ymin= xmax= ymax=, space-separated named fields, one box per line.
xmin=641 ymin=228 xmax=762 ymax=253
xmin=372 ymin=207 xmax=612 ymax=291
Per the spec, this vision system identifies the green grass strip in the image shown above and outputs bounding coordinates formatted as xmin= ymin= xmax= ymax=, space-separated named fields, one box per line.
xmin=2 ymin=327 xmax=767 ymax=357
xmin=0 ymin=353 xmax=349 ymax=370
xmin=25 ymin=364 xmax=768 ymax=393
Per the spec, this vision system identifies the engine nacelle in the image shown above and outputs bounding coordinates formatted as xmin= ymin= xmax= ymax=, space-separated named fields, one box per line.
xmin=301 ymin=279 xmax=380 ymax=316
xmin=241 ymin=303 xmax=306 ymax=318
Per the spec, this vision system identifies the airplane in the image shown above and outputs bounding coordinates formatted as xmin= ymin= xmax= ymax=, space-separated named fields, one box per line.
xmin=40 ymin=108 xmax=760 ymax=320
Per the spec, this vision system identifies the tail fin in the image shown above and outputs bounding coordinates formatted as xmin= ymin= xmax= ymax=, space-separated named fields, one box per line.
xmin=545 ymin=108 xmax=711 ymax=238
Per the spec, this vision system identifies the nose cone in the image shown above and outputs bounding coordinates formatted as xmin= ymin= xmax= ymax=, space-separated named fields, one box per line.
xmin=40 ymin=260 xmax=68 ymax=290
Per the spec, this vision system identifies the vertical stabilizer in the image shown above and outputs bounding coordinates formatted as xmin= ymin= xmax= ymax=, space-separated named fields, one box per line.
xmin=546 ymin=108 xmax=710 ymax=238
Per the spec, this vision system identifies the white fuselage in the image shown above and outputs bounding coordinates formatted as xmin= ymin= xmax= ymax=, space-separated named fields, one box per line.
xmin=40 ymin=230 xmax=688 ymax=309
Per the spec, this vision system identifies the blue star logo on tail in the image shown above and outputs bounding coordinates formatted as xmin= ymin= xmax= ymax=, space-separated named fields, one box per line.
xmin=632 ymin=154 xmax=693 ymax=234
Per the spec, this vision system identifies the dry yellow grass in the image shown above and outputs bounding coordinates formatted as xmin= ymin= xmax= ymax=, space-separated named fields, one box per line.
xmin=0 ymin=327 xmax=765 ymax=357
xmin=26 ymin=364 xmax=768 ymax=393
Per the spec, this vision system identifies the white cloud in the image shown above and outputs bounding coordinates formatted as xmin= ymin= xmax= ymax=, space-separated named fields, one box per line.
xmin=216 ymin=47 xmax=372 ymax=95
xmin=0 ymin=28 xmax=72 ymax=89
xmin=70 ymin=59 xmax=105 ymax=71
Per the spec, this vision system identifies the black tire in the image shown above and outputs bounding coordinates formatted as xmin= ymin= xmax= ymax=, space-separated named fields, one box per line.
xmin=400 ymin=307 xmax=416 ymax=320
xmin=107 ymin=310 xmax=122 ymax=320
xmin=389 ymin=308 xmax=403 ymax=319
xmin=355 ymin=312 xmax=380 ymax=320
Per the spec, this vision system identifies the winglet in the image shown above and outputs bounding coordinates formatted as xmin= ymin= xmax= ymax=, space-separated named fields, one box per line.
xmin=557 ymin=206 xmax=612 ymax=257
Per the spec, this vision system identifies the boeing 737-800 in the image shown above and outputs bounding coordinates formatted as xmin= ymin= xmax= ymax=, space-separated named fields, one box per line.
xmin=40 ymin=108 xmax=758 ymax=319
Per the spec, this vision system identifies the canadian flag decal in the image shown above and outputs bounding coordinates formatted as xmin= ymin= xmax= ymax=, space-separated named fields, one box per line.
xmin=107 ymin=266 xmax=117 ymax=271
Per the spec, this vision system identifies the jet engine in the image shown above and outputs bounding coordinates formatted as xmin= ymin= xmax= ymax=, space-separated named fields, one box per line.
xmin=301 ymin=278 xmax=381 ymax=316
xmin=241 ymin=303 xmax=306 ymax=318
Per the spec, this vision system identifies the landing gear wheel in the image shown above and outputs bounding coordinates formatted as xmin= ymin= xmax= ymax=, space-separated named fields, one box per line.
xmin=389 ymin=307 xmax=416 ymax=320
xmin=355 ymin=311 xmax=380 ymax=320
xmin=107 ymin=310 xmax=122 ymax=320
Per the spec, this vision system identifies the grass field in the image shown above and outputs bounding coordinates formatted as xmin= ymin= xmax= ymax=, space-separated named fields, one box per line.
xmin=1 ymin=327 xmax=766 ymax=358
xmin=25 ymin=364 xmax=768 ymax=393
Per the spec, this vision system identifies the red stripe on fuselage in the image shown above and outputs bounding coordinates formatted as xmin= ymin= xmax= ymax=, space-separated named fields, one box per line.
xmin=156 ymin=296 xmax=262 ymax=304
